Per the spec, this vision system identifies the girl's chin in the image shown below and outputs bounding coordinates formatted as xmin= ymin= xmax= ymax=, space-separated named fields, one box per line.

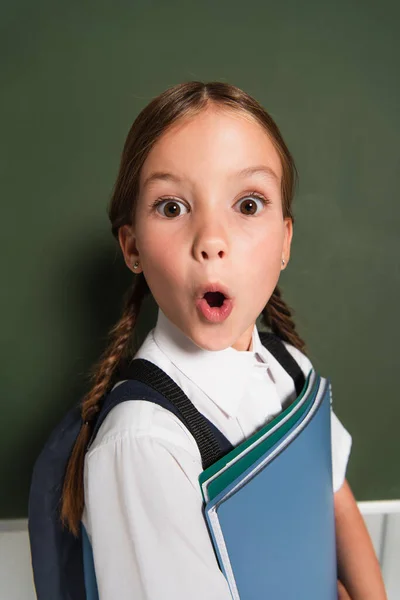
xmin=187 ymin=324 xmax=241 ymax=352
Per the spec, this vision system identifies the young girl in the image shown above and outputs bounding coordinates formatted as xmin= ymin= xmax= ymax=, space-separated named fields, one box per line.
xmin=61 ymin=81 xmax=386 ymax=599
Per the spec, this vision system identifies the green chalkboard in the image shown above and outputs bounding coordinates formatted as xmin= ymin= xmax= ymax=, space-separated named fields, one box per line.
xmin=1 ymin=0 xmax=399 ymax=518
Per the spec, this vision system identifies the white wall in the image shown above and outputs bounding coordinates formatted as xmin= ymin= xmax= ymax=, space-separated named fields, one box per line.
xmin=0 ymin=520 xmax=36 ymax=600
xmin=359 ymin=501 xmax=400 ymax=599
xmin=1 ymin=502 xmax=399 ymax=600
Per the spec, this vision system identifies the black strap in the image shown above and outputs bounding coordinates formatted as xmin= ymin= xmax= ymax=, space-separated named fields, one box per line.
xmin=258 ymin=331 xmax=306 ymax=396
xmin=117 ymin=358 xmax=229 ymax=469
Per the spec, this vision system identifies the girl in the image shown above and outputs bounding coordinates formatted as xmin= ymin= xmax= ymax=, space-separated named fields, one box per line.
xmin=61 ymin=81 xmax=386 ymax=599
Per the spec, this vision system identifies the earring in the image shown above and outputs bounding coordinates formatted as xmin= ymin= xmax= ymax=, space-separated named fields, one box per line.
xmin=281 ymin=258 xmax=286 ymax=267
xmin=133 ymin=260 xmax=140 ymax=270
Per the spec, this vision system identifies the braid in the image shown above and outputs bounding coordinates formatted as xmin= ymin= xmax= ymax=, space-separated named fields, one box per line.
xmin=60 ymin=274 xmax=149 ymax=536
xmin=81 ymin=275 xmax=149 ymax=423
xmin=262 ymin=285 xmax=306 ymax=354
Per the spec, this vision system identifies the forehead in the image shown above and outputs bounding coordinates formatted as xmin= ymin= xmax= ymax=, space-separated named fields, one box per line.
xmin=139 ymin=106 xmax=283 ymax=186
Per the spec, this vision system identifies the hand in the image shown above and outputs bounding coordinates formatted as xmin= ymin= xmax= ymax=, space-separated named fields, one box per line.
xmin=338 ymin=579 xmax=351 ymax=600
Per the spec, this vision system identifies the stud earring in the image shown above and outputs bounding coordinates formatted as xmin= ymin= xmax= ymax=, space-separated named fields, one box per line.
xmin=281 ymin=258 xmax=286 ymax=267
xmin=133 ymin=260 xmax=140 ymax=270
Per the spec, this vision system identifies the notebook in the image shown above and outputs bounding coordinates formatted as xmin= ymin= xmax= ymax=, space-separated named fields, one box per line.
xmin=200 ymin=371 xmax=337 ymax=599
xmin=199 ymin=370 xmax=314 ymax=503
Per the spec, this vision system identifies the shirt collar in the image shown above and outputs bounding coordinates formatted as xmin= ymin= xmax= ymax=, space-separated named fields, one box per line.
xmin=153 ymin=309 xmax=269 ymax=418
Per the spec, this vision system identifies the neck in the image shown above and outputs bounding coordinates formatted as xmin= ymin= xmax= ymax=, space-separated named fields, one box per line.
xmin=231 ymin=324 xmax=254 ymax=351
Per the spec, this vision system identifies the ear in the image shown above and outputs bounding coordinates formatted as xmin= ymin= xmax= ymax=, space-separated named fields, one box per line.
xmin=281 ymin=218 xmax=293 ymax=270
xmin=118 ymin=225 xmax=143 ymax=274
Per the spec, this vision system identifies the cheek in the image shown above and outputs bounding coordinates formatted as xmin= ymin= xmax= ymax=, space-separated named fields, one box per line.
xmin=136 ymin=220 xmax=165 ymax=264
xmin=143 ymin=249 xmax=183 ymax=289
xmin=137 ymin=225 xmax=185 ymax=293
xmin=241 ymin=225 xmax=285 ymax=301
xmin=242 ymin=222 xmax=285 ymax=270
xmin=251 ymin=251 xmax=282 ymax=293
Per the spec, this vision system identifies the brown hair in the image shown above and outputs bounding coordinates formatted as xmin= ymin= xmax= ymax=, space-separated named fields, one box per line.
xmin=61 ymin=81 xmax=306 ymax=536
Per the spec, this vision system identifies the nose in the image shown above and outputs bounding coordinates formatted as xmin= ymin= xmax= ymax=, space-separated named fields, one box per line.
xmin=192 ymin=220 xmax=229 ymax=263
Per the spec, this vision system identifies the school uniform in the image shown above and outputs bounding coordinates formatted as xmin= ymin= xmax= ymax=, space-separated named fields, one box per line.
xmin=82 ymin=308 xmax=352 ymax=600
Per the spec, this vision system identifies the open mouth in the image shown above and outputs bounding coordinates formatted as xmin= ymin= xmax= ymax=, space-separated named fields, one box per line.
xmin=203 ymin=291 xmax=226 ymax=308
xmin=196 ymin=285 xmax=233 ymax=322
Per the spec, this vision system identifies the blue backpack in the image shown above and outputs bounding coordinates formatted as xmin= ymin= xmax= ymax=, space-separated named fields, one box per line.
xmin=28 ymin=332 xmax=305 ymax=599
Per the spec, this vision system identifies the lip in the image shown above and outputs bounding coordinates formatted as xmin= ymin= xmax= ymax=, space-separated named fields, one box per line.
xmin=195 ymin=282 xmax=233 ymax=300
xmin=194 ymin=282 xmax=234 ymax=323
xmin=195 ymin=297 xmax=234 ymax=323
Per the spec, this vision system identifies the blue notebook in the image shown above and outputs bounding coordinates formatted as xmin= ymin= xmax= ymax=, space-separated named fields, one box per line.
xmin=202 ymin=373 xmax=337 ymax=599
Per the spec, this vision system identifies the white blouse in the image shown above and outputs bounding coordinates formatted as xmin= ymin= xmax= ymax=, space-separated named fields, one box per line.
xmin=82 ymin=309 xmax=352 ymax=600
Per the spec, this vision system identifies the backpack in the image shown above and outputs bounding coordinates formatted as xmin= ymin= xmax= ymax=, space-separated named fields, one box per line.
xmin=28 ymin=331 xmax=305 ymax=600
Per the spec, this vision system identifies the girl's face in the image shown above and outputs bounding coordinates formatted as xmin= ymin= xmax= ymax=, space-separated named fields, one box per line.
xmin=119 ymin=106 xmax=293 ymax=351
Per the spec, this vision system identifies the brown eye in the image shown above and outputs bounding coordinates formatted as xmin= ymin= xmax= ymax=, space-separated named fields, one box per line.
xmin=155 ymin=199 xmax=188 ymax=218
xmin=236 ymin=194 xmax=266 ymax=216
xmin=240 ymin=199 xmax=257 ymax=215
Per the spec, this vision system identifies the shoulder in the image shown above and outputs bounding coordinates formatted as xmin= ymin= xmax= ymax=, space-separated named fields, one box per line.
xmin=87 ymin=327 xmax=204 ymax=460
xmin=87 ymin=398 xmax=200 ymax=463
xmin=281 ymin=340 xmax=313 ymax=377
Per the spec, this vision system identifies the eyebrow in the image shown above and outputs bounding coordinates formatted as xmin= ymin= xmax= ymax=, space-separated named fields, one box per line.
xmin=142 ymin=164 xmax=280 ymax=190
xmin=236 ymin=165 xmax=280 ymax=183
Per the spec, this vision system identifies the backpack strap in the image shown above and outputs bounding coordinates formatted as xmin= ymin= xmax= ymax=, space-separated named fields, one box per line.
xmin=90 ymin=359 xmax=234 ymax=470
xmin=258 ymin=331 xmax=306 ymax=396
xmin=90 ymin=333 xmax=305 ymax=469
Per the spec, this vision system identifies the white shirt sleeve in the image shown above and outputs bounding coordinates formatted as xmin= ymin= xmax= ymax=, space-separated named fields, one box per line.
xmin=330 ymin=410 xmax=352 ymax=492
xmin=283 ymin=342 xmax=353 ymax=493
xmin=83 ymin=403 xmax=232 ymax=600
